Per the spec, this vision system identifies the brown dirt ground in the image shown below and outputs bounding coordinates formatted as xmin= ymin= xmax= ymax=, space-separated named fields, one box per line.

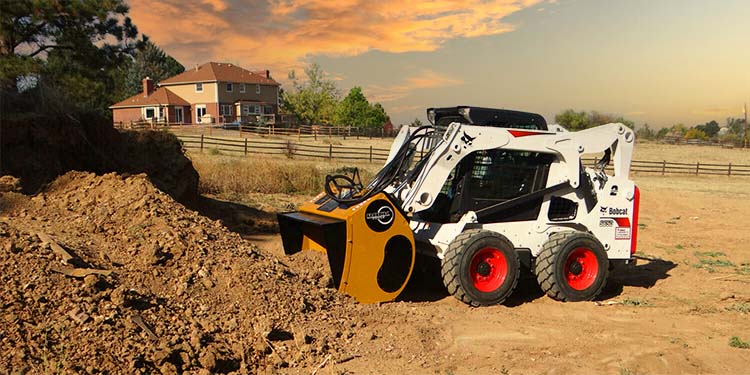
xmin=2 ymin=170 xmax=749 ymax=374
xmin=253 ymin=174 xmax=750 ymax=375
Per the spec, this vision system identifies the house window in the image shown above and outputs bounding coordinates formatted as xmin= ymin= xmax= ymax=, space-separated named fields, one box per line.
xmin=264 ymin=105 xmax=273 ymax=114
xmin=144 ymin=107 xmax=156 ymax=119
xmin=221 ymin=104 xmax=233 ymax=116
xmin=240 ymin=83 xmax=246 ymax=93
xmin=242 ymin=104 xmax=250 ymax=116
xmin=158 ymin=107 xmax=164 ymax=119
xmin=226 ymin=82 xmax=233 ymax=92
xmin=253 ymin=105 xmax=261 ymax=114
xmin=196 ymin=104 xmax=207 ymax=123
xmin=256 ymin=84 xmax=260 ymax=94
xmin=195 ymin=83 xmax=203 ymax=92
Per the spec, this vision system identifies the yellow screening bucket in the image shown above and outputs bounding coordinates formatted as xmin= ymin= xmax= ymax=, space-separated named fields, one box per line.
xmin=277 ymin=192 xmax=415 ymax=303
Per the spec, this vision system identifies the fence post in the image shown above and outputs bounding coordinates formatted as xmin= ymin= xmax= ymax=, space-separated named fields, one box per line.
xmin=328 ymin=144 xmax=333 ymax=160
xmin=728 ymin=162 xmax=732 ymax=176
xmin=244 ymin=138 xmax=248 ymax=155
xmin=298 ymin=128 xmax=301 ymax=141
xmin=369 ymin=146 xmax=373 ymax=163
xmin=200 ymin=134 xmax=204 ymax=152
xmin=662 ymin=160 xmax=666 ymax=175
xmin=696 ymin=161 xmax=700 ymax=175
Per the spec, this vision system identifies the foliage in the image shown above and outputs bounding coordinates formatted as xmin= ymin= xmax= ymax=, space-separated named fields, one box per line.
xmin=554 ymin=109 xmax=634 ymax=130
xmin=554 ymin=109 xmax=591 ymax=131
xmin=684 ymin=128 xmax=708 ymax=140
xmin=669 ymin=123 xmax=688 ymax=136
xmin=1 ymin=0 xmax=139 ymax=117
xmin=410 ymin=118 xmax=424 ymax=127
xmin=656 ymin=127 xmax=669 ymax=139
xmin=695 ymin=120 xmax=720 ymax=138
xmin=636 ymin=124 xmax=656 ymax=140
xmin=334 ymin=87 xmax=379 ymax=129
xmin=282 ymin=62 xmax=340 ymax=125
xmin=726 ymin=117 xmax=746 ymax=135
xmin=115 ymin=35 xmax=184 ymax=101
xmin=729 ymin=336 xmax=750 ymax=349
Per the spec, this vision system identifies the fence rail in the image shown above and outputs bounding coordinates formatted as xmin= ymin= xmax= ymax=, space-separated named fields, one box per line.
xmin=178 ymin=135 xmax=750 ymax=176
xmin=116 ymin=121 xmax=397 ymax=139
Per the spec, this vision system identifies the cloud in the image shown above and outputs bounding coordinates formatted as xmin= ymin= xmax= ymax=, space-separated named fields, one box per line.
xmin=365 ymin=69 xmax=465 ymax=103
xmin=127 ymin=0 xmax=543 ymax=73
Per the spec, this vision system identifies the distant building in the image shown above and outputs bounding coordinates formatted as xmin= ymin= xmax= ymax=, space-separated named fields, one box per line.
xmin=109 ymin=62 xmax=281 ymax=125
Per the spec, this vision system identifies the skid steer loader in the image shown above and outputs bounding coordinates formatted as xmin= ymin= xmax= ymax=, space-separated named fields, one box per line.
xmin=277 ymin=106 xmax=640 ymax=306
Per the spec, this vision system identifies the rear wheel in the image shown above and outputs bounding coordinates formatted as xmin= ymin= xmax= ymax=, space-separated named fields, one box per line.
xmin=441 ymin=229 xmax=520 ymax=307
xmin=535 ymin=231 xmax=609 ymax=302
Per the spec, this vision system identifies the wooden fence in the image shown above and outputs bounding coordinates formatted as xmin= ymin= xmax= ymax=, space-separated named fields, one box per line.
xmin=178 ymin=135 xmax=750 ymax=176
xmin=178 ymin=134 xmax=392 ymax=162
xmin=115 ymin=121 xmax=396 ymax=139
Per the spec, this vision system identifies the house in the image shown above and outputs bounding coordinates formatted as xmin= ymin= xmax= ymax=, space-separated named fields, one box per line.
xmin=110 ymin=62 xmax=281 ymax=125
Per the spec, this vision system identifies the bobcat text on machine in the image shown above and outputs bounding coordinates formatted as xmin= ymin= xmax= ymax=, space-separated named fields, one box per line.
xmin=278 ymin=106 xmax=640 ymax=306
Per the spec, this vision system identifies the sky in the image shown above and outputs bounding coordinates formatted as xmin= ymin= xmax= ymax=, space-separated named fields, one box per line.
xmin=127 ymin=0 xmax=750 ymax=127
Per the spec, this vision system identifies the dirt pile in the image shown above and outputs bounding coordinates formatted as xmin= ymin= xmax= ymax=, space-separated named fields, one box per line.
xmin=0 ymin=116 xmax=197 ymax=203
xmin=0 ymin=171 xmax=395 ymax=374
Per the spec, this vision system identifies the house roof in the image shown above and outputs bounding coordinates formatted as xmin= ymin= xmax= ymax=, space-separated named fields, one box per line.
xmin=159 ymin=62 xmax=280 ymax=86
xmin=109 ymin=87 xmax=190 ymax=109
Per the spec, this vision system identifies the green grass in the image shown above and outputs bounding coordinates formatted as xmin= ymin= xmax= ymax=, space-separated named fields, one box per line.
xmin=729 ymin=336 xmax=750 ymax=349
xmin=694 ymin=251 xmax=727 ymax=258
xmin=692 ymin=251 xmax=735 ymax=273
xmin=675 ymin=244 xmax=684 ymax=250
xmin=725 ymin=303 xmax=750 ymax=314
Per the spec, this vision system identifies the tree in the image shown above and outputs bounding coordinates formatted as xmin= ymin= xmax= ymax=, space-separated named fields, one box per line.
xmin=695 ymin=120 xmax=720 ymax=138
xmin=334 ymin=87 xmax=390 ymax=130
xmin=670 ymin=123 xmax=688 ymax=136
xmin=335 ymin=86 xmax=371 ymax=128
xmin=554 ymin=109 xmax=634 ymax=130
xmin=369 ymin=103 xmax=389 ymax=129
xmin=0 ymin=0 xmax=137 ymax=92
xmin=282 ymin=63 xmax=340 ymax=125
xmin=122 ymin=36 xmax=184 ymax=97
xmin=685 ymin=128 xmax=708 ymax=140
xmin=410 ymin=118 xmax=423 ymax=127
xmin=555 ymin=109 xmax=591 ymax=131
xmin=726 ymin=117 xmax=745 ymax=135
xmin=656 ymin=127 xmax=670 ymax=139
xmin=636 ymin=123 xmax=655 ymax=140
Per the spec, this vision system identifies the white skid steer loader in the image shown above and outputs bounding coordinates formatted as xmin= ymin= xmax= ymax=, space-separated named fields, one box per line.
xmin=278 ymin=106 xmax=640 ymax=306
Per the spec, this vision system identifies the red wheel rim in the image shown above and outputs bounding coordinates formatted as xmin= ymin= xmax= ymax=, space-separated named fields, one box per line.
xmin=469 ymin=247 xmax=508 ymax=292
xmin=564 ymin=247 xmax=599 ymax=290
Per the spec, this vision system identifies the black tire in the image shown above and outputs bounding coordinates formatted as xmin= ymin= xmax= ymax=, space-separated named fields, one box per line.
xmin=441 ymin=229 xmax=520 ymax=307
xmin=535 ymin=231 xmax=609 ymax=302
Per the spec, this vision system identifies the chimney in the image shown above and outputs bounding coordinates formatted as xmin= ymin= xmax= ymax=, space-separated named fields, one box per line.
xmin=265 ymin=69 xmax=270 ymax=79
xmin=195 ymin=64 xmax=199 ymax=72
xmin=142 ymin=77 xmax=154 ymax=97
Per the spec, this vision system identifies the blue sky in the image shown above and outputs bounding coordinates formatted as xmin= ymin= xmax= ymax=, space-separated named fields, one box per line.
xmin=131 ymin=0 xmax=750 ymax=127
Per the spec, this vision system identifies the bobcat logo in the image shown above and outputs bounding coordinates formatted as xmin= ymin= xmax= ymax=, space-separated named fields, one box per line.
xmin=600 ymin=206 xmax=608 ymax=213
xmin=461 ymin=131 xmax=476 ymax=145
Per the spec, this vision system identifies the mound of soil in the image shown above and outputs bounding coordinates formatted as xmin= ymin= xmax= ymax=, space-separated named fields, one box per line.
xmin=0 ymin=116 xmax=197 ymax=203
xmin=0 ymin=172 xmax=387 ymax=374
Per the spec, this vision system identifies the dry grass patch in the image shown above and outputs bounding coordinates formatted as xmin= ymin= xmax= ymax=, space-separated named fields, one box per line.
xmin=189 ymin=152 xmax=377 ymax=197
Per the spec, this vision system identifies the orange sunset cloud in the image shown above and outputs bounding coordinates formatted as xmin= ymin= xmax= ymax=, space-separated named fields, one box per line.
xmin=127 ymin=0 xmax=543 ymax=73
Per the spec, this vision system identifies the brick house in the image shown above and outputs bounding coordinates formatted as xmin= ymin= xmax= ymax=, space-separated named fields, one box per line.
xmin=110 ymin=62 xmax=281 ymax=125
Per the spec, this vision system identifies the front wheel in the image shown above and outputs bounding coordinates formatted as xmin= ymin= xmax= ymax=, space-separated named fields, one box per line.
xmin=441 ymin=229 xmax=520 ymax=307
xmin=535 ymin=231 xmax=609 ymax=302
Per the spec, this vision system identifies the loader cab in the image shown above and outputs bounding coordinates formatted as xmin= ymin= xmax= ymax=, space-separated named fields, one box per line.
xmin=419 ymin=106 xmax=554 ymax=224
